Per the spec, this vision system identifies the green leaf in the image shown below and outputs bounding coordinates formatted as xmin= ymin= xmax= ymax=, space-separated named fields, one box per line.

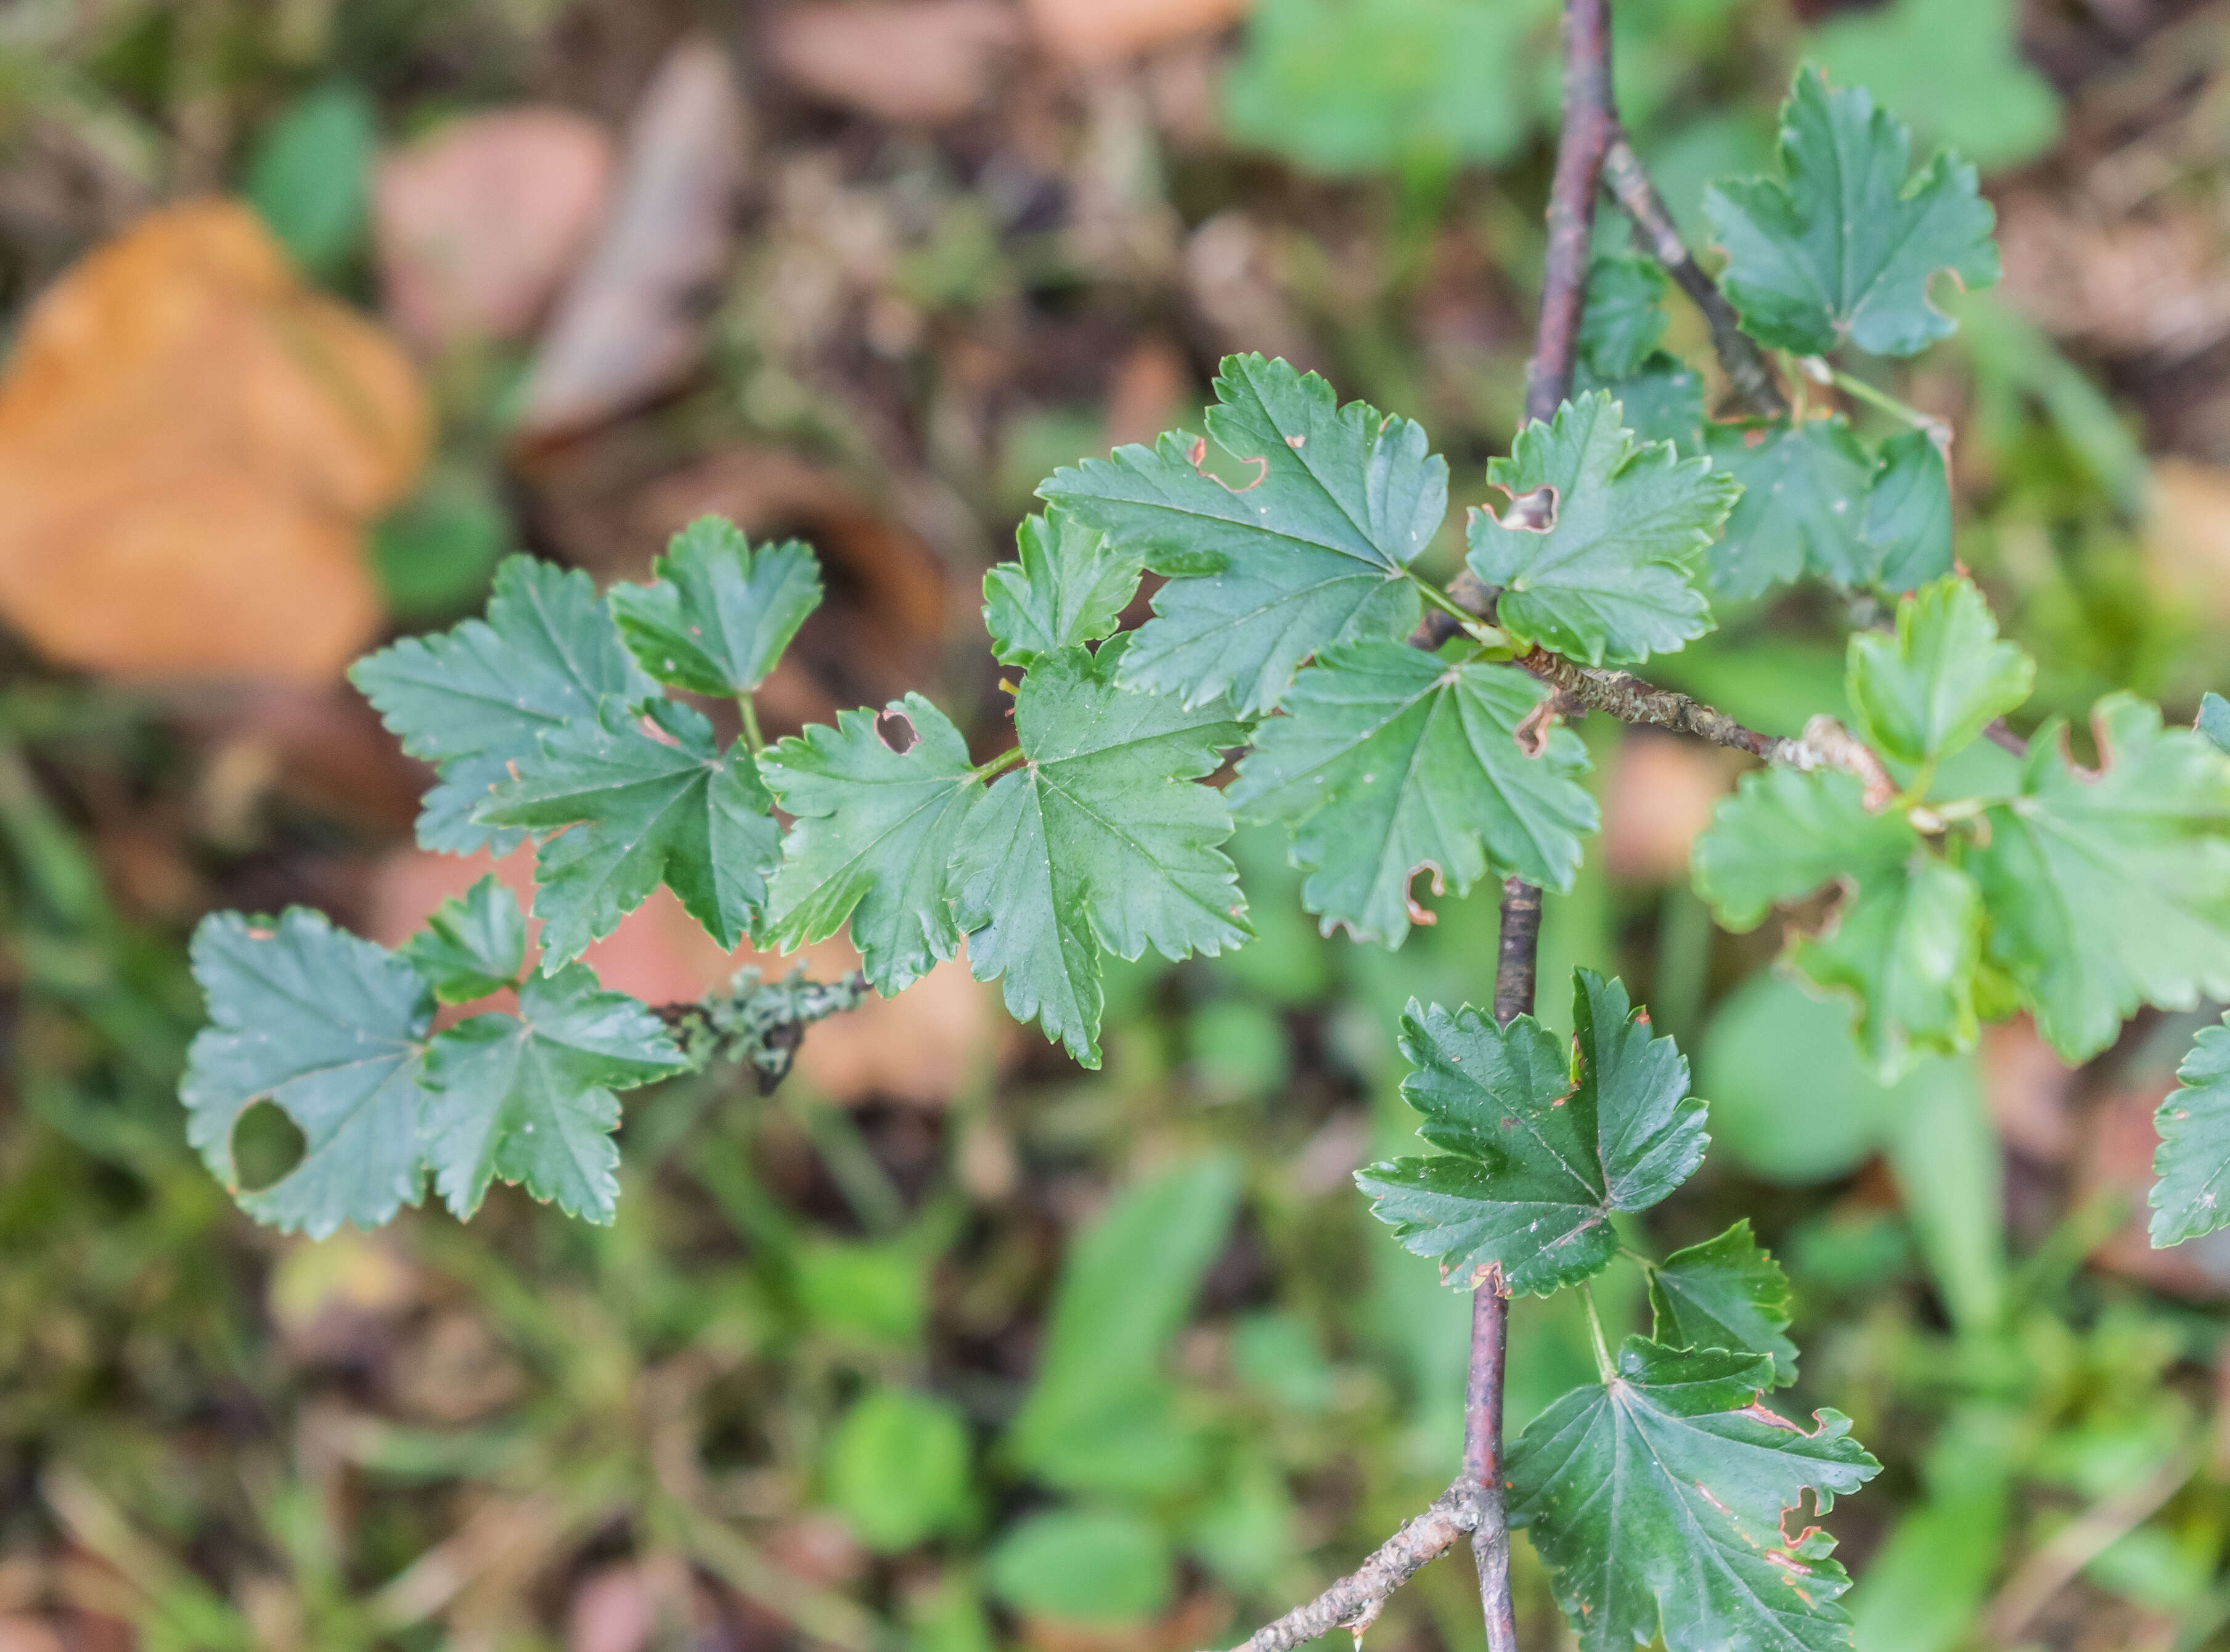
xmin=823 ymin=1388 xmax=977 ymax=1552
xmin=1578 ymin=255 xmax=1670 ymax=380
xmin=1508 ymin=1338 xmax=1879 ymax=1652
xmin=181 ymin=909 xmax=432 ymax=1238
xmin=608 ymin=517 xmax=822 ymax=697
xmin=1577 ymin=351 xmax=1706 ymax=452
xmin=1466 ymin=391 xmax=1737 ymax=666
xmin=985 ymin=1508 xmax=1172 ymax=1627
xmin=1847 ymin=577 xmax=2033 ymax=769
xmin=351 ymin=555 xmax=658 ymax=857
xmin=1692 ymin=767 xmax=1911 ymax=931
xmin=2199 ymin=692 xmax=2230 ymax=756
xmin=480 ymin=698 xmax=780 ymax=969
xmin=1971 ymin=695 xmax=2230 ymax=1061
xmin=420 ymin=963 xmax=685 ymax=1223
xmin=1807 ymin=0 xmax=2061 ymax=176
xmin=1704 ymin=65 xmax=1999 ymax=359
xmin=2150 ymin=1016 xmax=2230 ymax=1248
xmin=1648 ymin=1219 xmax=1799 ymax=1386
xmin=1693 ymin=768 xmax=1981 ymax=1073
xmin=1355 ymin=970 xmax=1706 ymax=1296
xmin=1704 ymin=417 xmax=1874 ymax=597
xmin=952 ymin=637 xmax=1250 ymax=1068
xmin=401 ymin=875 xmax=526 ymax=1003
xmin=370 ymin=468 xmax=507 ymax=620
xmin=1219 ymin=0 xmax=1544 ymax=177
xmin=984 ymin=511 xmax=1142 ymax=669
xmin=1861 ymin=429 xmax=1954 ymax=592
xmin=1228 ymin=640 xmax=1596 ymax=945
xmin=760 ymin=694 xmax=981 ymax=996
xmin=1040 ymin=354 xmax=1447 ymax=716
xmin=247 ymin=84 xmax=377 ymax=278
xmin=1008 ymin=1156 xmax=1240 ymax=1495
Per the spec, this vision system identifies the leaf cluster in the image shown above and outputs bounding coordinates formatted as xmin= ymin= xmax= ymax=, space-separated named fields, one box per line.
xmin=1693 ymin=576 xmax=2230 ymax=1079
xmin=1358 ymin=969 xmax=1880 ymax=1651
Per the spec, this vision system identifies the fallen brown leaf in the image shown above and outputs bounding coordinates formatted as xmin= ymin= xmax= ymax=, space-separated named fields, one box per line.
xmin=1603 ymin=730 xmax=1734 ymax=885
xmin=768 ymin=1 xmax=1024 ymax=125
xmin=2146 ymin=456 xmax=2230 ymax=621
xmin=1024 ymin=0 xmax=1249 ymax=66
xmin=517 ymin=39 xmax=749 ymax=438
xmin=2083 ymin=1077 xmax=2230 ymax=1299
xmin=0 ymin=200 xmax=425 ymax=681
xmin=1980 ymin=1014 xmax=2078 ymax=1165
xmin=375 ymin=108 xmax=615 ymax=351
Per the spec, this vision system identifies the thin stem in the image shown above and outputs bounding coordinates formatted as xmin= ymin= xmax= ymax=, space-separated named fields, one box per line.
xmin=1601 ymin=129 xmax=1790 ymax=421
xmin=737 ymin=695 xmax=765 ymax=754
xmin=1413 ymin=574 xmax=1501 ymax=632
xmin=1801 ymin=356 xmax=1951 ymax=444
xmin=973 ymin=743 xmax=1027 ymax=780
xmin=1581 ymin=1284 xmax=1615 ymax=1383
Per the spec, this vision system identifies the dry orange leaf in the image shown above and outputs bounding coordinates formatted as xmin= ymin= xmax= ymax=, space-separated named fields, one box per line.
xmin=768 ymin=1 xmax=1024 ymax=125
xmin=0 ymin=200 xmax=427 ymax=682
xmin=375 ymin=107 xmax=615 ymax=351
xmin=1024 ymin=0 xmax=1248 ymax=67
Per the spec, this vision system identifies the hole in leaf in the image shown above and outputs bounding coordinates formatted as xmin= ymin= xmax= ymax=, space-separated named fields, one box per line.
xmin=875 ymin=709 xmax=918 ymax=754
xmin=232 ymin=1100 xmax=305 ymax=1192
xmin=1403 ymin=862 xmax=1445 ymax=928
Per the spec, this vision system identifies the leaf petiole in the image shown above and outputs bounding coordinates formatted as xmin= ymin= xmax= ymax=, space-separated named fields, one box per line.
xmin=1800 ymin=356 xmax=1951 ymax=446
xmin=1581 ymin=1282 xmax=1615 ymax=1383
xmin=737 ymin=695 xmax=765 ymax=755
xmin=973 ymin=743 xmax=1027 ymax=781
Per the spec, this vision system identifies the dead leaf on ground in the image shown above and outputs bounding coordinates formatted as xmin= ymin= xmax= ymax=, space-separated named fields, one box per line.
xmin=375 ymin=108 xmax=615 ymax=352
xmin=2145 ymin=456 xmax=2230 ymax=621
xmin=2082 ymin=1077 xmax=2230 ymax=1299
xmin=0 ymin=1617 xmax=65 ymax=1652
xmin=1024 ymin=0 xmax=1249 ymax=66
xmin=1997 ymin=190 xmax=2230 ymax=364
xmin=768 ymin=2 xmax=1024 ymax=125
xmin=0 ymin=200 xmax=425 ymax=681
xmin=1982 ymin=1015 xmax=2078 ymax=1165
xmin=517 ymin=38 xmax=749 ymax=439
xmin=366 ymin=844 xmax=1003 ymax=1104
xmin=1603 ymin=730 xmax=1736 ymax=885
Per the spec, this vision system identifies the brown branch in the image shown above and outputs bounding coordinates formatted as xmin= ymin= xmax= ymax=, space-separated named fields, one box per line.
xmin=1208 ymin=1489 xmax=1474 ymax=1652
xmin=1601 ymin=128 xmax=1789 ymax=420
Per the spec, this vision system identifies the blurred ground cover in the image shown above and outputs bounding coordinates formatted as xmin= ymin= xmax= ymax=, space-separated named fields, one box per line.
xmin=2 ymin=1 xmax=2230 ymax=1649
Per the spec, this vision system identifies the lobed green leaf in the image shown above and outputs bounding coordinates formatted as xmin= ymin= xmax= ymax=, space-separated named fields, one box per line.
xmin=1648 ymin=1219 xmax=1800 ymax=1386
xmin=421 ymin=963 xmax=687 ymax=1224
xmin=952 ymin=637 xmax=1250 ymax=1068
xmin=401 ymin=875 xmax=527 ymax=1003
xmin=182 ymin=909 xmax=433 ymax=1238
xmin=1847 ymin=576 xmax=2033 ymax=770
xmin=1466 ymin=391 xmax=1737 ymax=666
xmin=478 ymin=698 xmax=780 ymax=970
xmin=1969 ymin=695 xmax=2230 ymax=1061
xmin=1704 ymin=64 xmax=1999 ymax=358
xmin=1356 ymin=970 xmax=1706 ymax=1295
xmin=608 ymin=517 xmax=822 ymax=697
xmin=2150 ymin=1016 xmax=2230 ymax=1248
xmin=1228 ymin=641 xmax=1596 ymax=946
xmin=1508 ymin=1337 xmax=1879 ymax=1652
xmin=349 ymin=555 xmax=658 ymax=857
xmin=1040 ymin=353 xmax=1447 ymax=716
xmin=760 ymin=693 xmax=982 ymax=996
xmin=984 ymin=511 xmax=1142 ymax=669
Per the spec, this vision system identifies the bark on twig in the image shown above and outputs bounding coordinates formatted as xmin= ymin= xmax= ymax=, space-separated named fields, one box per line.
xmin=1601 ymin=128 xmax=1789 ymax=419
xmin=1206 ymin=1489 xmax=1474 ymax=1652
